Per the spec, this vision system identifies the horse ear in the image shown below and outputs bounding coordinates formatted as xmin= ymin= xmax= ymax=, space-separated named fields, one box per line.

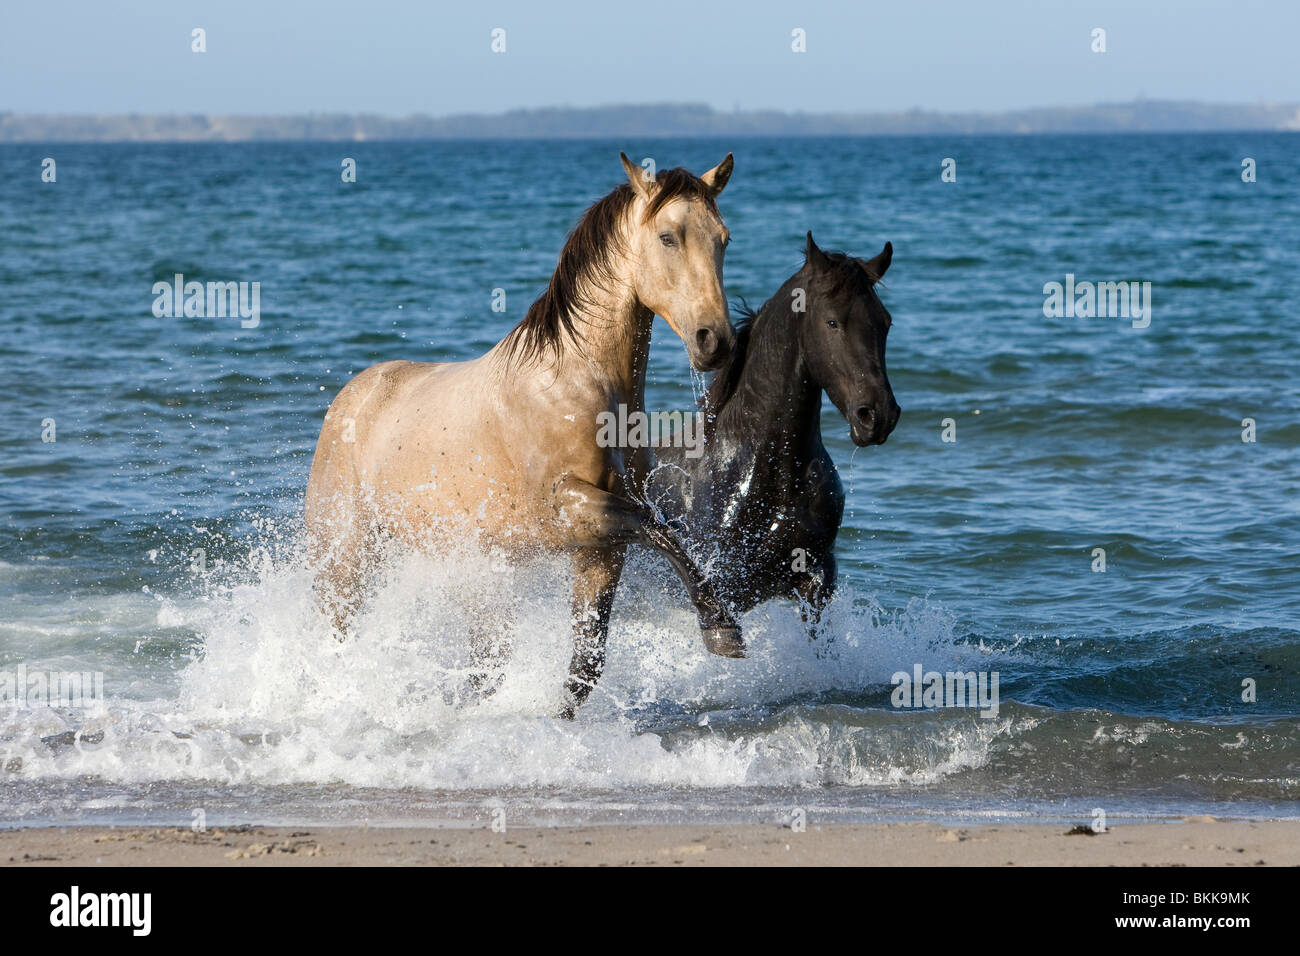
xmin=861 ymin=241 xmax=893 ymax=282
xmin=620 ymin=152 xmax=656 ymax=201
xmin=699 ymin=153 xmax=734 ymax=196
xmin=805 ymin=231 xmax=831 ymax=270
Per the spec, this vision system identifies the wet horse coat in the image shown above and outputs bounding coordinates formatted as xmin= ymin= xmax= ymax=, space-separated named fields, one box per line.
xmin=648 ymin=233 xmax=899 ymax=621
xmin=305 ymin=154 xmax=739 ymax=716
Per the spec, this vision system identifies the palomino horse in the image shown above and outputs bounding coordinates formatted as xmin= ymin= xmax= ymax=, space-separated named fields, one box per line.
xmin=647 ymin=232 xmax=899 ymax=623
xmin=305 ymin=153 xmax=738 ymax=717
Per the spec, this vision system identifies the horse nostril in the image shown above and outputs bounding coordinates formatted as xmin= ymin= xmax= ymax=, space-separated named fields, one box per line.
xmin=855 ymin=406 xmax=875 ymax=425
xmin=695 ymin=328 xmax=717 ymax=355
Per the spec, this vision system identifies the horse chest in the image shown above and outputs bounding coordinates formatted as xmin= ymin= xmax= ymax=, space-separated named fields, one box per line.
xmin=707 ymin=445 xmax=839 ymax=570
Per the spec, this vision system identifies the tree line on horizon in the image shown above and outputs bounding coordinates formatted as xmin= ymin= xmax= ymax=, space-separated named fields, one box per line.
xmin=2 ymin=100 xmax=1298 ymax=141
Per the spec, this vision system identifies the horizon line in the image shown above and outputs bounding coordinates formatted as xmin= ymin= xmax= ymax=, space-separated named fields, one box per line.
xmin=3 ymin=98 xmax=1299 ymax=142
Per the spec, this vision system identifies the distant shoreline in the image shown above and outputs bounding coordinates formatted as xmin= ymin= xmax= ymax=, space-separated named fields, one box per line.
xmin=3 ymin=99 xmax=1299 ymax=142
xmin=3 ymin=820 xmax=1296 ymax=866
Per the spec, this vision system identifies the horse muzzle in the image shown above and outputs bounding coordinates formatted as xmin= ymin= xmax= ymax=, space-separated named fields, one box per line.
xmin=689 ymin=326 xmax=734 ymax=371
xmin=849 ymin=398 xmax=901 ymax=447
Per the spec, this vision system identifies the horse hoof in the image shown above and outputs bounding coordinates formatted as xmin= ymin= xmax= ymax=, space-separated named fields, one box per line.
xmin=701 ymin=625 xmax=746 ymax=658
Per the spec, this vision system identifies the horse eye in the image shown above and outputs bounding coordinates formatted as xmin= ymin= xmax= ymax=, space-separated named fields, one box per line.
xmin=827 ymin=319 xmax=839 ymax=329
xmin=659 ymin=233 xmax=677 ymax=247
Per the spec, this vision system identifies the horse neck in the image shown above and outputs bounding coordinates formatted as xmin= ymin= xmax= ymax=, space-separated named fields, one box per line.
xmin=556 ymin=228 xmax=654 ymax=405
xmin=713 ymin=280 xmax=822 ymax=447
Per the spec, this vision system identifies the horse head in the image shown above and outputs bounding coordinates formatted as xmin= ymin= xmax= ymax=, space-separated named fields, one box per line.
xmin=799 ymin=232 xmax=900 ymax=446
xmin=619 ymin=152 xmax=736 ymax=371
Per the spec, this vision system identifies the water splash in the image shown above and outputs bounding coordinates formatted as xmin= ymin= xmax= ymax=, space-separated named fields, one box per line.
xmin=0 ymin=527 xmax=999 ymax=797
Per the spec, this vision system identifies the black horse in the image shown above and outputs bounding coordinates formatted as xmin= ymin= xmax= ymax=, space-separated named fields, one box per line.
xmin=644 ymin=233 xmax=900 ymax=653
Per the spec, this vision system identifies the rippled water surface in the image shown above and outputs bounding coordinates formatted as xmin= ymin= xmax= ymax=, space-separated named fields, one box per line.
xmin=1 ymin=135 xmax=1297 ymax=826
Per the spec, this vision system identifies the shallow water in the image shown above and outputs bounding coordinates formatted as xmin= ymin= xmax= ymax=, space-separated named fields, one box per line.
xmin=0 ymin=135 xmax=1297 ymax=827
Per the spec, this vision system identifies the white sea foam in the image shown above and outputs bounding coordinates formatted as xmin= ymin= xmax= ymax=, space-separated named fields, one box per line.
xmin=0 ymin=535 xmax=1025 ymax=801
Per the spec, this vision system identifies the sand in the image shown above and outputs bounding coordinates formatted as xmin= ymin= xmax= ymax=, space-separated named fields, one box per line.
xmin=1 ymin=819 xmax=1296 ymax=866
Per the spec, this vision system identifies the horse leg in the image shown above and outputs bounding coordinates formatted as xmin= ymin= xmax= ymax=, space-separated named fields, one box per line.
xmin=638 ymin=521 xmax=744 ymax=657
xmin=306 ymin=498 xmax=370 ymax=640
xmin=794 ymin=550 xmax=837 ymax=641
xmin=467 ymin=582 xmax=515 ymax=699
xmin=559 ymin=547 xmax=625 ymax=719
xmin=552 ymin=474 xmax=743 ymax=658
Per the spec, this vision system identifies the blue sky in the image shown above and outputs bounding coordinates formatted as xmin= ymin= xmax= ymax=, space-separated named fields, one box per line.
xmin=2 ymin=0 xmax=1295 ymax=115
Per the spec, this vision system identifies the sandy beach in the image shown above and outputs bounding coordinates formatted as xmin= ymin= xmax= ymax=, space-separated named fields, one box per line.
xmin=2 ymin=819 xmax=1295 ymax=867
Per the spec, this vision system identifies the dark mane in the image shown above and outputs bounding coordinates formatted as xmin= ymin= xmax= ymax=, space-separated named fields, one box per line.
xmin=701 ymin=302 xmax=754 ymax=424
xmin=819 ymin=248 xmax=888 ymax=290
xmin=501 ymin=167 xmax=721 ymax=367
